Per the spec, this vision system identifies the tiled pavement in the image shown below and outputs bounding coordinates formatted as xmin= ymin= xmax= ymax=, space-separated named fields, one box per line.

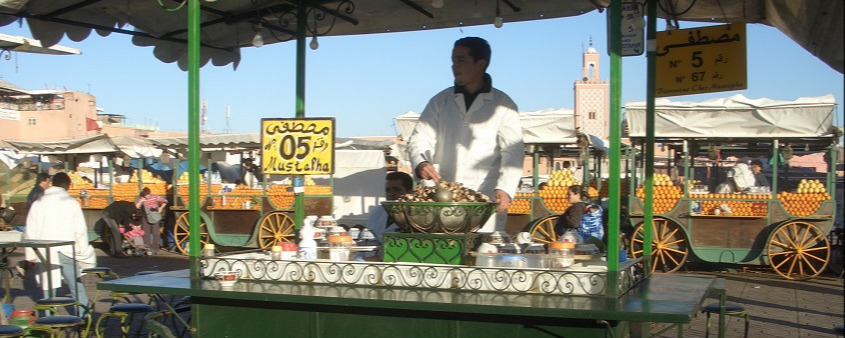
xmin=4 ymin=246 xmax=844 ymax=337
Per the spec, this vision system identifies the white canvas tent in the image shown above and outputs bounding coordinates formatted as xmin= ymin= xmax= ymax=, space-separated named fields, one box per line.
xmin=625 ymin=94 xmax=838 ymax=138
xmin=4 ymin=134 xmax=118 ymax=154
xmin=324 ymin=150 xmax=388 ymax=227
xmin=395 ymin=108 xmax=580 ymax=145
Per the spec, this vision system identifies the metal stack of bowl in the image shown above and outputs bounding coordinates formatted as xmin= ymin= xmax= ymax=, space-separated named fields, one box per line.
xmin=381 ymin=201 xmax=498 ymax=234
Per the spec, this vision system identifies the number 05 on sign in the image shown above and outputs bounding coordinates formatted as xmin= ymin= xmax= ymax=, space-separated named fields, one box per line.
xmin=261 ymin=118 xmax=335 ymax=175
xmin=655 ymin=24 xmax=746 ymax=97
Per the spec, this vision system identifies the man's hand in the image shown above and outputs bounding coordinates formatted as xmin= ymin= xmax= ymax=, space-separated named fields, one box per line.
xmin=494 ymin=189 xmax=512 ymax=213
xmin=415 ymin=162 xmax=441 ymax=182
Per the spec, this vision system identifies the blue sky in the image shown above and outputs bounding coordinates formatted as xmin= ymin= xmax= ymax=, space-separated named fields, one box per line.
xmin=1 ymin=11 xmax=842 ymax=137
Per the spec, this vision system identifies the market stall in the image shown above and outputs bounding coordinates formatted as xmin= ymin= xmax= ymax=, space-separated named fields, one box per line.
xmin=624 ymin=94 xmax=841 ymax=279
xmin=5 ymin=0 xmax=834 ymax=336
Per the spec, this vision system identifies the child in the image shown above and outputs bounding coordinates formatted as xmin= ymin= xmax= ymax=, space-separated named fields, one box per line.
xmin=120 ymin=222 xmax=148 ymax=256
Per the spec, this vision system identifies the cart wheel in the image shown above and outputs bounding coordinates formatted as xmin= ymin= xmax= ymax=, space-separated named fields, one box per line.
xmin=767 ymin=221 xmax=830 ymax=280
xmin=529 ymin=215 xmax=559 ymax=244
xmin=630 ymin=218 xmax=689 ymax=273
xmin=257 ymin=212 xmax=296 ymax=250
xmin=173 ymin=212 xmax=210 ymax=255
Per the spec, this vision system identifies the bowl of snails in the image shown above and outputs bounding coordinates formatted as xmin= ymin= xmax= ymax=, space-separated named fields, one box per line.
xmin=381 ymin=181 xmax=498 ymax=234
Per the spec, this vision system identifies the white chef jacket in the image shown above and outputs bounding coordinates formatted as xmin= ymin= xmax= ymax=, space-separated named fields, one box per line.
xmin=25 ymin=186 xmax=97 ymax=291
xmin=366 ymin=204 xmax=400 ymax=243
xmin=407 ymin=85 xmax=524 ymax=232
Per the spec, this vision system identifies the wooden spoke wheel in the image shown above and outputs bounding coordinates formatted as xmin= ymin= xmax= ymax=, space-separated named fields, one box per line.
xmin=173 ymin=212 xmax=210 ymax=255
xmin=767 ymin=221 xmax=830 ymax=280
xmin=257 ymin=211 xmax=296 ymax=249
xmin=630 ymin=217 xmax=689 ymax=273
xmin=529 ymin=215 xmax=559 ymax=244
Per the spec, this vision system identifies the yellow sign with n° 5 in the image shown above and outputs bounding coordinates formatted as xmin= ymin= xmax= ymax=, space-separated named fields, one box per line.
xmin=261 ymin=118 xmax=335 ymax=175
xmin=655 ymin=24 xmax=747 ymax=97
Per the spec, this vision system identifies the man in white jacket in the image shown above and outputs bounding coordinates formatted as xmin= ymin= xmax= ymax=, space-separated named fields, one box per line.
xmin=408 ymin=37 xmax=524 ymax=233
xmin=25 ymin=172 xmax=96 ymax=312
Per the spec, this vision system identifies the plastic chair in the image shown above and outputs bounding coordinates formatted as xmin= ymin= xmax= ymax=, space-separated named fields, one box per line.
xmin=0 ymin=325 xmax=24 ymax=338
xmin=26 ymin=315 xmax=86 ymax=338
xmin=32 ymin=297 xmax=93 ymax=337
xmin=701 ymin=303 xmax=750 ymax=338
xmin=94 ymin=303 xmax=154 ymax=338
xmin=82 ymin=267 xmax=131 ymax=308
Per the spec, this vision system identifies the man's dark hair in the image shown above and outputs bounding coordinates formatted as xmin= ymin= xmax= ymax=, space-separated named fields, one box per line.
xmin=386 ymin=171 xmax=413 ymax=191
xmin=51 ymin=172 xmax=71 ymax=190
xmin=750 ymin=159 xmax=764 ymax=167
xmin=455 ymin=37 xmax=491 ymax=69
xmin=36 ymin=173 xmax=51 ymax=184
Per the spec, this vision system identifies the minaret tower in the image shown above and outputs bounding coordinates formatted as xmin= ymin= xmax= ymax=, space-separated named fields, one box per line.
xmin=573 ymin=38 xmax=610 ymax=139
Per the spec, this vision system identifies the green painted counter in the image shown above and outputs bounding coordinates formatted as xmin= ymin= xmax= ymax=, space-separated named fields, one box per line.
xmin=98 ymin=269 xmax=726 ymax=337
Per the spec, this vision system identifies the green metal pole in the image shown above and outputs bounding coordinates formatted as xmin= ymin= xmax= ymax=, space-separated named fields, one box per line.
xmin=293 ymin=0 xmax=307 ymax=231
xmin=643 ymin=0 xmax=657 ymax=262
xmin=187 ymin=0 xmax=201 ymax=275
xmin=606 ymin=0 xmax=622 ymax=290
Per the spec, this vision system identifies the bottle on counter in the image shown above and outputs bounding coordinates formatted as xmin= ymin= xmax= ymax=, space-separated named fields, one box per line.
xmin=270 ymin=244 xmax=283 ymax=260
xmin=202 ymin=243 xmax=215 ymax=257
xmin=474 ymin=243 xmax=498 ymax=267
xmin=280 ymin=242 xmax=298 ymax=260
xmin=298 ymin=220 xmax=318 ymax=259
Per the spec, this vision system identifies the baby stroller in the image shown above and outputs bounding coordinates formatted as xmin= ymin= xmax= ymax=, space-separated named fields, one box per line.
xmin=120 ymin=226 xmax=150 ymax=257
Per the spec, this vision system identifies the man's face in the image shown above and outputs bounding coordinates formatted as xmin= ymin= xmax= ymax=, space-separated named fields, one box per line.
xmin=451 ymin=46 xmax=486 ymax=87
xmin=385 ymin=179 xmax=408 ymax=201
xmin=751 ymin=164 xmax=762 ymax=173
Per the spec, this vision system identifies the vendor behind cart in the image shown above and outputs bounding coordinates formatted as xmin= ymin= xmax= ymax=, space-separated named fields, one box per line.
xmin=406 ymin=37 xmax=524 ymax=233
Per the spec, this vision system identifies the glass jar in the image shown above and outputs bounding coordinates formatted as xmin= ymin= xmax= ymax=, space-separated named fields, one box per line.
xmin=328 ymin=235 xmax=351 ymax=261
xmin=548 ymin=241 xmax=575 ymax=268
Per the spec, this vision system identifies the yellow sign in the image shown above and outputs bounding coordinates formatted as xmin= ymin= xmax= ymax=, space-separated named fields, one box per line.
xmin=261 ymin=118 xmax=335 ymax=175
xmin=655 ymin=24 xmax=746 ymax=97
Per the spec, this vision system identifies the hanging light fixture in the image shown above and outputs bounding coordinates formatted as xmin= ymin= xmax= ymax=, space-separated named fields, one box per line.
xmin=431 ymin=0 xmax=444 ymax=9
xmin=309 ymin=36 xmax=319 ymax=50
xmin=493 ymin=0 xmax=504 ymax=28
xmin=252 ymin=22 xmax=264 ymax=48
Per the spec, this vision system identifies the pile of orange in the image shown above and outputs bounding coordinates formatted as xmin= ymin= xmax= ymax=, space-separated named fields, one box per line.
xmin=634 ymin=174 xmax=681 ymax=214
xmin=539 ymin=186 xmax=571 ymax=213
xmin=176 ymin=184 xmax=222 ymax=207
xmin=268 ymin=185 xmax=295 ymax=209
xmin=699 ymin=200 xmax=768 ymax=216
xmin=304 ymin=185 xmax=332 ymax=195
xmin=113 ymin=183 xmax=167 ymax=202
xmin=212 ymin=186 xmax=262 ymax=209
xmin=590 ymin=178 xmax=628 ymax=198
xmin=508 ymin=192 xmax=533 ymax=214
xmin=537 ymin=170 xmax=580 ymax=213
xmin=778 ymin=179 xmax=830 ymax=216
xmin=129 ymin=169 xmax=165 ymax=184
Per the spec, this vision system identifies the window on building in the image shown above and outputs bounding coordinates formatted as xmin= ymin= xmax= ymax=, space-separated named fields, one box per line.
xmin=28 ymin=117 xmax=36 ymax=126
xmin=588 ymin=111 xmax=596 ymax=119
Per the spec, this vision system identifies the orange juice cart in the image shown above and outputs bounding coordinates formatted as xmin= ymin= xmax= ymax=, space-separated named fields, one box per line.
xmin=624 ymin=95 xmax=841 ymax=280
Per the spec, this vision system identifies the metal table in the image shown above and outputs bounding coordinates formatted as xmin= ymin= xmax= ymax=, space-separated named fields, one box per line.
xmin=99 ymin=268 xmax=727 ymax=337
xmin=0 ymin=239 xmax=77 ymax=301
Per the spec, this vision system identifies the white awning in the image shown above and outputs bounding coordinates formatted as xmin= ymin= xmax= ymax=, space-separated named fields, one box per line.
xmin=625 ymin=94 xmax=837 ymax=139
